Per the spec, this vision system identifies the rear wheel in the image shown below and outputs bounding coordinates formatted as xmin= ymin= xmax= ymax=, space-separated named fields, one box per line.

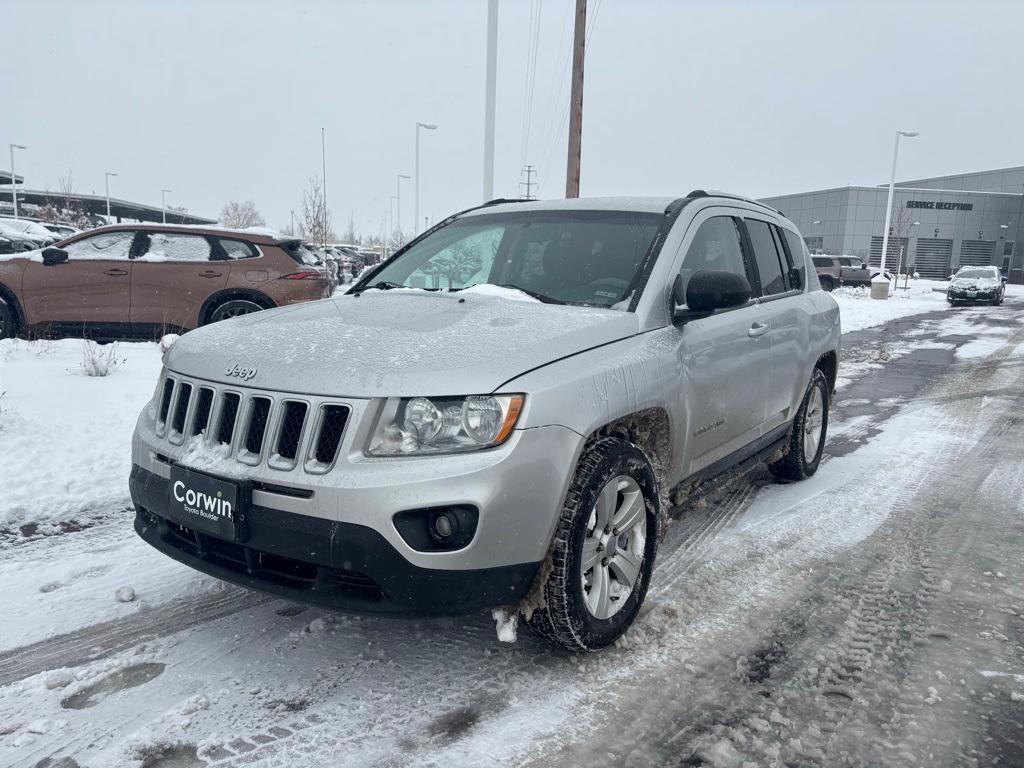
xmin=527 ymin=437 xmax=659 ymax=652
xmin=206 ymin=298 xmax=264 ymax=324
xmin=770 ymin=368 xmax=829 ymax=482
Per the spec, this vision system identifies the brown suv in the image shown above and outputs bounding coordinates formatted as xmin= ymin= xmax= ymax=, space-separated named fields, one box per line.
xmin=0 ymin=224 xmax=331 ymax=339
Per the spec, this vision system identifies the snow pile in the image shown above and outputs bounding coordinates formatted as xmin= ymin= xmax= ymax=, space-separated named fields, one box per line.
xmin=461 ymin=284 xmax=541 ymax=302
xmin=832 ymin=279 xmax=947 ymax=333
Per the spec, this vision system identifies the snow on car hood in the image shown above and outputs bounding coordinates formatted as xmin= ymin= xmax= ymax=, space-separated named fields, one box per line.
xmin=950 ymin=276 xmax=998 ymax=288
xmin=164 ymin=291 xmax=640 ymax=397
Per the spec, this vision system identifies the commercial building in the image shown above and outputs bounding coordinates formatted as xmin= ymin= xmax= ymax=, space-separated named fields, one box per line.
xmin=760 ymin=166 xmax=1024 ymax=283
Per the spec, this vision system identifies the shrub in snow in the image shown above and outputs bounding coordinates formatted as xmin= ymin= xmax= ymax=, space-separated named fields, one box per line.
xmin=78 ymin=340 xmax=126 ymax=377
xmin=159 ymin=334 xmax=180 ymax=354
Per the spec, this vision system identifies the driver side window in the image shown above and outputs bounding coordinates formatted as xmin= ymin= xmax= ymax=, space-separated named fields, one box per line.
xmin=676 ymin=216 xmax=748 ymax=303
xmin=61 ymin=231 xmax=134 ymax=261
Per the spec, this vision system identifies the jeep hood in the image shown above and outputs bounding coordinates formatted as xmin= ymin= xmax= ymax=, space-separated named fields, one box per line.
xmin=164 ymin=291 xmax=639 ymax=397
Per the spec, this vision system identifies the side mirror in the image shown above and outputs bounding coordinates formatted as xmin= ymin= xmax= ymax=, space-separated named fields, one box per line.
xmin=673 ymin=270 xmax=751 ymax=322
xmin=42 ymin=247 xmax=69 ymax=266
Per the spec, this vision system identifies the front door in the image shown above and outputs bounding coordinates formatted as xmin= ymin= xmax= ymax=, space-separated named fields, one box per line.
xmin=672 ymin=212 xmax=772 ymax=476
xmin=130 ymin=231 xmax=228 ymax=331
xmin=20 ymin=230 xmax=135 ymax=326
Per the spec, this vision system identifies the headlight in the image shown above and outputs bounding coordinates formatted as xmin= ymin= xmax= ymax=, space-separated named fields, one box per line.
xmin=367 ymin=394 xmax=525 ymax=456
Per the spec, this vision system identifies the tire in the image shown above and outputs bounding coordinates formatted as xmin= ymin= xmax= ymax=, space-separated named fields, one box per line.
xmin=769 ymin=368 xmax=829 ymax=482
xmin=0 ymin=299 xmax=16 ymax=340
xmin=526 ymin=436 xmax=659 ymax=652
xmin=206 ymin=298 xmax=265 ymax=325
xmin=819 ymin=276 xmax=835 ymax=292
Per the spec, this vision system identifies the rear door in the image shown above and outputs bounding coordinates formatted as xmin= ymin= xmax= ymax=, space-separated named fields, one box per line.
xmin=741 ymin=217 xmax=808 ymax=434
xmin=19 ymin=230 xmax=135 ymax=325
xmin=130 ymin=231 xmax=228 ymax=330
xmin=839 ymin=256 xmax=869 ymax=285
xmin=671 ymin=210 xmax=772 ymax=476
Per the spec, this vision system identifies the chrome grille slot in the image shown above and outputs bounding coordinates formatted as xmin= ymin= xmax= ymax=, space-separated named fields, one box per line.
xmin=239 ymin=396 xmax=273 ymax=463
xmin=191 ymin=387 xmax=215 ymax=438
xmin=169 ymin=382 xmax=193 ymax=442
xmin=306 ymin=405 xmax=350 ymax=472
xmin=156 ymin=377 xmax=175 ymax=436
xmin=216 ymin=393 xmax=241 ymax=445
xmin=275 ymin=402 xmax=308 ymax=462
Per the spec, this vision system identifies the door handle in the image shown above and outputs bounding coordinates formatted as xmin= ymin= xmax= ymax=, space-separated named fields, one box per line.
xmin=104 ymin=268 xmax=129 ymax=276
xmin=199 ymin=271 xmax=223 ymax=278
xmin=748 ymin=322 xmax=770 ymax=338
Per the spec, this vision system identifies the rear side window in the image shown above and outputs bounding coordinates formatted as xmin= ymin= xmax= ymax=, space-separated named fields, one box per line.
xmin=139 ymin=233 xmax=212 ymax=262
xmin=744 ymin=219 xmax=787 ymax=296
xmin=218 ymin=238 xmax=258 ymax=260
xmin=811 ymin=256 xmax=831 ymax=268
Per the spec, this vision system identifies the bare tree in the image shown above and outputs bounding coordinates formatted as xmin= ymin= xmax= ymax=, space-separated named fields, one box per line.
xmin=299 ymin=176 xmax=334 ymax=245
xmin=342 ymin=211 xmax=357 ymax=244
xmin=418 ymin=241 xmax=483 ymax=289
xmin=220 ymin=200 xmax=266 ymax=229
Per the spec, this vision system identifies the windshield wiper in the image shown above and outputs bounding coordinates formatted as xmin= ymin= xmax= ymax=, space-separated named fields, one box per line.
xmin=454 ymin=283 xmax=566 ymax=304
xmin=351 ymin=280 xmax=404 ymax=294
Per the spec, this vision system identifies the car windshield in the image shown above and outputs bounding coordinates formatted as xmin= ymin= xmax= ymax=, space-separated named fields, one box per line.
xmin=362 ymin=210 xmax=662 ymax=308
xmin=957 ymin=268 xmax=995 ymax=279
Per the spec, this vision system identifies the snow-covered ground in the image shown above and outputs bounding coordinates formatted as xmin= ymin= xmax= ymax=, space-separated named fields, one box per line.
xmin=0 ymin=287 xmax=1022 ymax=767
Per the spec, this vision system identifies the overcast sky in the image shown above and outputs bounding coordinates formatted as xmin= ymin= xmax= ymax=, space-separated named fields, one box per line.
xmin=5 ymin=0 xmax=1022 ymax=236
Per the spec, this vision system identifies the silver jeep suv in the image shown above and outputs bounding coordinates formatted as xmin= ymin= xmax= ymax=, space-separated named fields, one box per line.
xmin=130 ymin=192 xmax=840 ymax=652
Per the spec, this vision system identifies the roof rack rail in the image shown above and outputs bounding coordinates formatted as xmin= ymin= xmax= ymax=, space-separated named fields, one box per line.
xmin=482 ymin=198 xmax=532 ymax=207
xmin=685 ymin=189 xmax=781 ymax=215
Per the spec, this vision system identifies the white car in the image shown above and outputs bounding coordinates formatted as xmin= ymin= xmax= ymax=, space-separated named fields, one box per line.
xmin=0 ymin=218 xmax=57 ymax=247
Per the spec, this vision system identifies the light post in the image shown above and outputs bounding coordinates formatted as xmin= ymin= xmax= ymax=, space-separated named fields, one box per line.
xmin=414 ymin=122 xmax=437 ymax=235
xmin=105 ymin=172 xmax=118 ymax=220
xmin=874 ymin=130 xmax=919 ymax=300
xmin=396 ymin=173 xmax=410 ymax=240
xmin=161 ymin=189 xmax=172 ymax=224
xmin=9 ymin=144 xmax=26 ymax=220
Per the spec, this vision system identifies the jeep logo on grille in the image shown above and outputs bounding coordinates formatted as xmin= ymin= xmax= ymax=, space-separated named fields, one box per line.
xmin=225 ymin=364 xmax=257 ymax=381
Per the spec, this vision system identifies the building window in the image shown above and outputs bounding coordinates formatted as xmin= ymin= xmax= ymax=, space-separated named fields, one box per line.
xmin=803 ymin=236 xmax=823 ymax=253
xmin=1004 ymin=241 xmax=1015 ymax=257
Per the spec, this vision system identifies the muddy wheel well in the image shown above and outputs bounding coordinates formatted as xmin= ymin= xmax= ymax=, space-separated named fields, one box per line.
xmin=589 ymin=408 xmax=673 ymax=530
xmin=816 ymin=350 xmax=838 ymax=394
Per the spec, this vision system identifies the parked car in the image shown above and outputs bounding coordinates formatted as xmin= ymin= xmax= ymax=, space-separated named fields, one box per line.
xmin=0 ymin=221 xmax=43 ymax=252
xmin=130 ymin=192 xmax=840 ymax=652
xmin=947 ymin=265 xmax=1005 ymax=306
xmin=39 ymin=221 xmax=81 ymax=239
xmin=0 ymin=224 xmax=332 ymax=340
xmin=812 ymin=254 xmax=891 ymax=290
xmin=0 ymin=217 xmax=59 ymax=247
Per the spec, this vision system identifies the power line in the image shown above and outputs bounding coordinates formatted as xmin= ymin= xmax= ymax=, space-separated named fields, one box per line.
xmin=520 ymin=0 xmax=544 ymax=168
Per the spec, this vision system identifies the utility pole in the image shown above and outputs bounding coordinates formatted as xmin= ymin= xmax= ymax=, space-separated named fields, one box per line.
xmin=321 ymin=127 xmax=328 ymax=246
xmin=565 ymin=0 xmax=586 ymax=198
xmin=483 ymin=0 xmax=498 ymax=201
xmin=519 ymin=165 xmax=537 ymax=200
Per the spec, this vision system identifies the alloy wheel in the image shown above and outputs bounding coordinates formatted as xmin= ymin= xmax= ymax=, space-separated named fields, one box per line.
xmin=580 ymin=475 xmax=647 ymax=620
xmin=803 ymin=385 xmax=825 ymax=464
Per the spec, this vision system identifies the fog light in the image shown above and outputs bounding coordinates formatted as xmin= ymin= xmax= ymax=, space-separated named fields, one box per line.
xmin=433 ymin=514 xmax=454 ymax=539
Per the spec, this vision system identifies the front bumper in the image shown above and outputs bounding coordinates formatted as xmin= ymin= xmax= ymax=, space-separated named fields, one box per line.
xmin=948 ymin=289 xmax=997 ymax=302
xmin=131 ymin=465 xmax=540 ymax=615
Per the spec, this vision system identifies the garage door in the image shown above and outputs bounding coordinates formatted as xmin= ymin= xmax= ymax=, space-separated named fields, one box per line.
xmin=869 ymin=237 xmax=909 ymax=270
xmin=958 ymin=240 xmax=995 ymax=267
xmin=914 ymin=238 xmax=953 ymax=279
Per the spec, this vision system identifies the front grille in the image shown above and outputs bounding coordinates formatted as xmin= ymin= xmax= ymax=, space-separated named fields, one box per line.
xmin=153 ymin=373 xmax=352 ymax=475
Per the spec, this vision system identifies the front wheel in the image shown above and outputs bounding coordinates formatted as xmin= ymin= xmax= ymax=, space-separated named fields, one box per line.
xmin=527 ymin=437 xmax=659 ymax=652
xmin=0 ymin=299 xmax=15 ymax=340
xmin=770 ymin=368 xmax=829 ymax=481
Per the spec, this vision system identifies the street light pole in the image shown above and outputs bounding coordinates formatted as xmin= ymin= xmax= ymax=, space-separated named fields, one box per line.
xmin=396 ymin=173 xmax=410 ymax=238
xmin=9 ymin=144 xmax=26 ymax=220
xmin=414 ymin=122 xmax=437 ymax=235
xmin=105 ymin=172 xmax=118 ymax=220
xmin=161 ymin=189 xmax=172 ymax=224
xmin=874 ymin=130 xmax=918 ymax=300
xmin=482 ymin=0 xmax=498 ymax=201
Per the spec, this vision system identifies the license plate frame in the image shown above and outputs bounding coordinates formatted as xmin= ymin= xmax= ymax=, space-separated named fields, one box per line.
xmin=168 ymin=465 xmax=251 ymax=541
